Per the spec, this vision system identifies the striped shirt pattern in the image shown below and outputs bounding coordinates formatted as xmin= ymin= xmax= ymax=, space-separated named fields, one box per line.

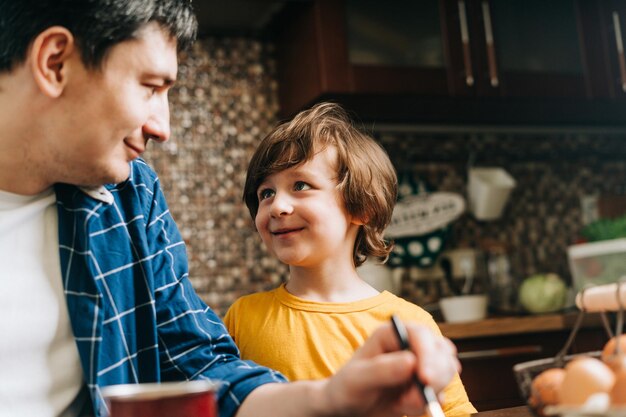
xmin=54 ymin=159 xmax=285 ymax=417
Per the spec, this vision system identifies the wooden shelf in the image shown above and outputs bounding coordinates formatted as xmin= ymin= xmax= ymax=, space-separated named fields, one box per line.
xmin=438 ymin=311 xmax=606 ymax=340
xmin=439 ymin=312 xmax=608 ymax=410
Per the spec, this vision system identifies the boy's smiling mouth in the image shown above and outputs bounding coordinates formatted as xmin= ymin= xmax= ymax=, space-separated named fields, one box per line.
xmin=272 ymin=227 xmax=304 ymax=236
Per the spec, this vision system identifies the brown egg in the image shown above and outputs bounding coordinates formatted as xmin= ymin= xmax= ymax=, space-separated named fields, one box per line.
xmin=558 ymin=357 xmax=615 ymax=406
xmin=602 ymin=335 xmax=626 ymax=362
xmin=530 ymin=368 xmax=566 ymax=407
xmin=604 ymin=352 xmax=626 ymax=374
xmin=611 ymin=368 xmax=626 ymax=405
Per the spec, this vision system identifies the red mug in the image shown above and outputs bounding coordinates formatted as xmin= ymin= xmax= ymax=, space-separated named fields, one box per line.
xmin=102 ymin=380 xmax=220 ymax=417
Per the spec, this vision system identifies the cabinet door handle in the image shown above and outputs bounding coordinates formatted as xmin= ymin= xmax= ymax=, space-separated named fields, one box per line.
xmin=458 ymin=0 xmax=474 ymax=86
xmin=612 ymin=11 xmax=626 ymax=92
xmin=481 ymin=0 xmax=499 ymax=87
xmin=458 ymin=345 xmax=542 ymax=360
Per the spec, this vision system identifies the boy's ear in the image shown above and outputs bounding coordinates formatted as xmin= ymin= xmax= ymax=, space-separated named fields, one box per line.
xmin=29 ymin=26 xmax=76 ymax=98
xmin=351 ymin=216 xmax=367 ymax=226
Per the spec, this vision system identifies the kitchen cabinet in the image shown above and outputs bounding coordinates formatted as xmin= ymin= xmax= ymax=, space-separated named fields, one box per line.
xmin=272 ymin=0 xmax=626 ymax=125
xmin=460 ymin=0 xmax=587 ymax=98
xmin=439 ymin=313 xmax=608 ymax=411
xmin=597 ymin=0 xmax=626 ymax=99
xmin=343 ymin=0 xmax=449 ymax=96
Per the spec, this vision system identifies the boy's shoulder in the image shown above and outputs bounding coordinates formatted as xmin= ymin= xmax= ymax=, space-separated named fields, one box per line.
xmin=381 ymin=292 xmax=439 ymax=331
xmin=382 ymin=292 xmax=425 ymax=312
xmin=224 ymin=287 xmax=282 ymax=326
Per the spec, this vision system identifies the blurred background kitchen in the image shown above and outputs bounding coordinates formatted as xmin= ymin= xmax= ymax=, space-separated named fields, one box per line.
xmin=142 ymin=0 xmax=626 ymax=409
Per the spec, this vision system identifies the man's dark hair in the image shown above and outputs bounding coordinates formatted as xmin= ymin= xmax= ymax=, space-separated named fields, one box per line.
xmin=0 ymin=0 xmax=197 ymax=72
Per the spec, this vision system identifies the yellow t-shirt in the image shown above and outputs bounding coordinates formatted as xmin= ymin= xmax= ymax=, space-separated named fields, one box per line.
xmin=224 ymin=284 xmax=476 ymax=417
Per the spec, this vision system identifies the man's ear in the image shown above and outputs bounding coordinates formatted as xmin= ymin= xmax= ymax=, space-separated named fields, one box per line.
xmin=29 ymin=26 xmax=75 ymax=98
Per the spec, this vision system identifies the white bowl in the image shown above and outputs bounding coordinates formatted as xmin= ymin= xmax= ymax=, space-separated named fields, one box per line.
xmin=439 ymin=294 xmax=488 ymax=323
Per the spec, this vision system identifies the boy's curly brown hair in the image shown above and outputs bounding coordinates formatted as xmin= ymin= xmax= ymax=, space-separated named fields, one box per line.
xmin=243 ymin=102 xmax=397 ymax=267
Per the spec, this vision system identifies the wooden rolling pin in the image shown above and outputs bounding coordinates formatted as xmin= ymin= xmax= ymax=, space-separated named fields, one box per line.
xmin=575 ymin=283 xmax=626 ymax=312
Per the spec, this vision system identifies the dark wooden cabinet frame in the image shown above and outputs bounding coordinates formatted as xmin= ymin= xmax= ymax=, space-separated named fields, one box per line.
xmin=272 ymin=0 xmax=626 ymax=125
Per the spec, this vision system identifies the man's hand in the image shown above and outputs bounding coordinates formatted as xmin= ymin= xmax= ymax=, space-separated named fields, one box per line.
xmin=322 ymin=322 xmax=460 ymax=417
xmin=235 ymin=323 xmax=460 ymax=417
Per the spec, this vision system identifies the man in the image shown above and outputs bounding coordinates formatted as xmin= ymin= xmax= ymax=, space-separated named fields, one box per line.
xmin=0 ymin=1 xmax=461 ymax=417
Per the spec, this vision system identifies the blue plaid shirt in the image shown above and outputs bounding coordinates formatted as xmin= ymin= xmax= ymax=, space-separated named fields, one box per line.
xmin=54 ymin=159 xmax=285 ymax=417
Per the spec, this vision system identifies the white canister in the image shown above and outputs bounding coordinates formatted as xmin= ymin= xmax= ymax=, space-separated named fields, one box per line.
xmin=358 ymin=259 xmax=402 ymax=294
xmin=468 ymin=167 xmax=516 ymax=221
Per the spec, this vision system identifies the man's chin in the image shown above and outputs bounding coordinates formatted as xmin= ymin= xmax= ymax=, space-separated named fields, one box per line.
xmin=80 ymin=165 xmax=131 ymax=187
xmin=105 ymin=171 xmax=131 ymax=186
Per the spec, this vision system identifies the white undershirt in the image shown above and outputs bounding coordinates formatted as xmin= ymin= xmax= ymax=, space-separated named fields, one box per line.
xmin=0 ymin=188 xmax=84 ymax=417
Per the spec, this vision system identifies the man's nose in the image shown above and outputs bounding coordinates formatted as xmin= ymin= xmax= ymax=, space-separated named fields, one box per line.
xmin=270 ymin=192 xmax=294 ymax=217
xmin=143 ymin=95 xmax=170 ymax=142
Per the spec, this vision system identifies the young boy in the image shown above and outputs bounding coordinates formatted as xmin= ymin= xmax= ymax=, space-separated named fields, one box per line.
xmin=224 ymin=102 xmax=476 ymax=416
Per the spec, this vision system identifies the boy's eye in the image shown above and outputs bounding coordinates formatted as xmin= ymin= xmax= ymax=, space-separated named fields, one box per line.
xmin=258 ymin=188 xmax=274 ymax=201
xmin=294 ymin=181 xmax=311 ymax=191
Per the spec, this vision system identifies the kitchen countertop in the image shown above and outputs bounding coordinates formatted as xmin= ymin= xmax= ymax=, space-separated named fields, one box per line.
xmin=438 ymin=311 xmax=607 ymax=340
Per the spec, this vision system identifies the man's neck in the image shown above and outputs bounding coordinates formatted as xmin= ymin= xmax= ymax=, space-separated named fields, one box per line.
xmin=0 ymin=70 xmax=54 ymax=195
xmin=0 ymin=173 xmax=53 ymax=196
xmin=0 ymin=135 xmax=53 ymax=195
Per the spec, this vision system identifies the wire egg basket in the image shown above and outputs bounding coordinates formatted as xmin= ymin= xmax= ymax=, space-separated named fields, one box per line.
xmin=513 ymin=282 xmax=626 ymax=416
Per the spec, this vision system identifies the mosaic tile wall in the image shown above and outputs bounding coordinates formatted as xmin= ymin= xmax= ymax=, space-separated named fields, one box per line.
xmin=143 ymin=38 xmax=288 ymax=316
xmin=144 ymin=37 xmax=626 ymax=316
xmin=375 ymin=131 xmax=626 ymax=307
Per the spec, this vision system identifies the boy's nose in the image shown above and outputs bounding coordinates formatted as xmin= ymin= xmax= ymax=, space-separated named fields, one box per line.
xmin=143 ymin=96 xmax=170 ymax=143
xmin=270 ymin=193 xmax=294 ymax=217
